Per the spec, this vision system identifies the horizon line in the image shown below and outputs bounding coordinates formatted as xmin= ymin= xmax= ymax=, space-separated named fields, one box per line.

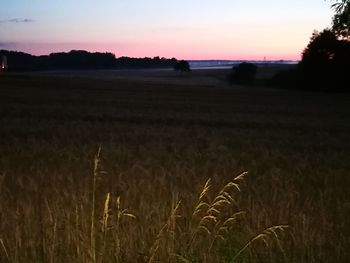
xmin=0 ymin=48 xmax=300 ymax=62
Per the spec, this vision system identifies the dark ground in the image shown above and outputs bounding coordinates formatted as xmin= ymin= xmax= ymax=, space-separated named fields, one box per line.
xmin=0 ymin=68 xmax=349 ymax=262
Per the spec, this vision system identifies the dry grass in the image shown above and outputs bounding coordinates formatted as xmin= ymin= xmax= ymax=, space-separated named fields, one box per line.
xmin=0 ymin=73 xmax=349 ymax=262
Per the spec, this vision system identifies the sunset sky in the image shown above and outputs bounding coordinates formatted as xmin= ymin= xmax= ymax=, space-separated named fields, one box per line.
xmin=0 ymin=0 xmax=333 ymax=60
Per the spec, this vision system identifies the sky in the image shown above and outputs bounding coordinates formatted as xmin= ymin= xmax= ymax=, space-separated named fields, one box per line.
xmin=0 ymin=0 xmax=334 ymax=60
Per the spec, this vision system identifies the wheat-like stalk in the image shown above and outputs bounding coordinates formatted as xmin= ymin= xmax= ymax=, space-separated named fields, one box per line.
xmin=192 ymin=178 xmax=212 ymax=218
xmin=148 ymin=201 xmax=181 ymax=263
xmin=101 ymin=192 xmax=111 ymax=234
xmin=188 ymin=172 xmax=289 ymax=263
xmin=229 ymin=225 xmax=289 ymax=262
xmin=0 ymin=238 xmax=12 ymax=263
xmin=90 ymin=144 xmax=102 ymax=263
xmin=112 ymin=195 xmax=136 ymax=262
xmin=185 ymin=172 xmax=248 ymax=261
xmin=197 ymin=172 xmax=247 ymax=235
xmin=116 ymin=196 xmax=136 ymax=221
xmin=100 ymin=192 xmax=112 ymax=262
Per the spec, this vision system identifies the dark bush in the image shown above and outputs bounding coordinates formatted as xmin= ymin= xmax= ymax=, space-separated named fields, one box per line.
xmin=228 ymin=62 xmax=257 ymax=85
xmin=174 ymin=60 xmax=191 ymax=71
xmin=269 ymin=68 xmax=298 ymax=89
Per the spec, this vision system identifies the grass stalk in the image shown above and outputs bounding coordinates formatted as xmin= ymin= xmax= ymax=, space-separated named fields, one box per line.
xmin=148 ymin=201 xmax=181 ymax=263
xmin=229 ymin=225 xmax=289 ymax=263
xmin=0 ymin=238 xmax=12 ymax=263
xmin=91 ymin=144 xmax=102 ymax=263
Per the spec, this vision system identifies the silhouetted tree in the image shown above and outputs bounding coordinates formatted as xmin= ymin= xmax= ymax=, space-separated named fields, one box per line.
xmin=228 ymin=62 xmax=257 ymax=85
xmin=301 ymin=30 xmax=339 ymax=66
xmin=330 ymin=0 xmax=349 ymax=11
xmin=298 ymin=29 xmax=350 ymax=90
xmin=47 ymin=50 xmax=116 ymax=69
xmin=174 ymin=60 xmax=191 ymax=71
xmin=270 ymin=1 xmax=350 ymax=91
xmin=331 ymin=0 xmax=350 ymax=39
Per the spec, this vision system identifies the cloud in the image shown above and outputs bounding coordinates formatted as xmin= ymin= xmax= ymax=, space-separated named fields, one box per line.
xmin=0 ymin=18 xmax=35 ymax=24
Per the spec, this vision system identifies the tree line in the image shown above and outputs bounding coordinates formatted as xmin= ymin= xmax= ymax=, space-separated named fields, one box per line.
xmin=0 ymin=50 xmax=179 ymax=71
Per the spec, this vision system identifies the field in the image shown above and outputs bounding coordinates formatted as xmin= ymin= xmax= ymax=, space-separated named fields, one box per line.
xmin=0 ymin=69 xmax=349 ymax=262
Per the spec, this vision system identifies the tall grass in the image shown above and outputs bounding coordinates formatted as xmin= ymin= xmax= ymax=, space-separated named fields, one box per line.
xmin=0 ymin=148 xmax=288 ymax=263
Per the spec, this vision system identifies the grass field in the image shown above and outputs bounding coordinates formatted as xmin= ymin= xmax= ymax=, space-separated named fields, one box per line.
xmin=0 ymin=70 xmax=349 ymax=262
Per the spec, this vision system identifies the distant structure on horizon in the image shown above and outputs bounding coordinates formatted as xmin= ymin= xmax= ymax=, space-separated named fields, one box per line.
xmin=1 ymin=56 xmax=8 ymax=70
